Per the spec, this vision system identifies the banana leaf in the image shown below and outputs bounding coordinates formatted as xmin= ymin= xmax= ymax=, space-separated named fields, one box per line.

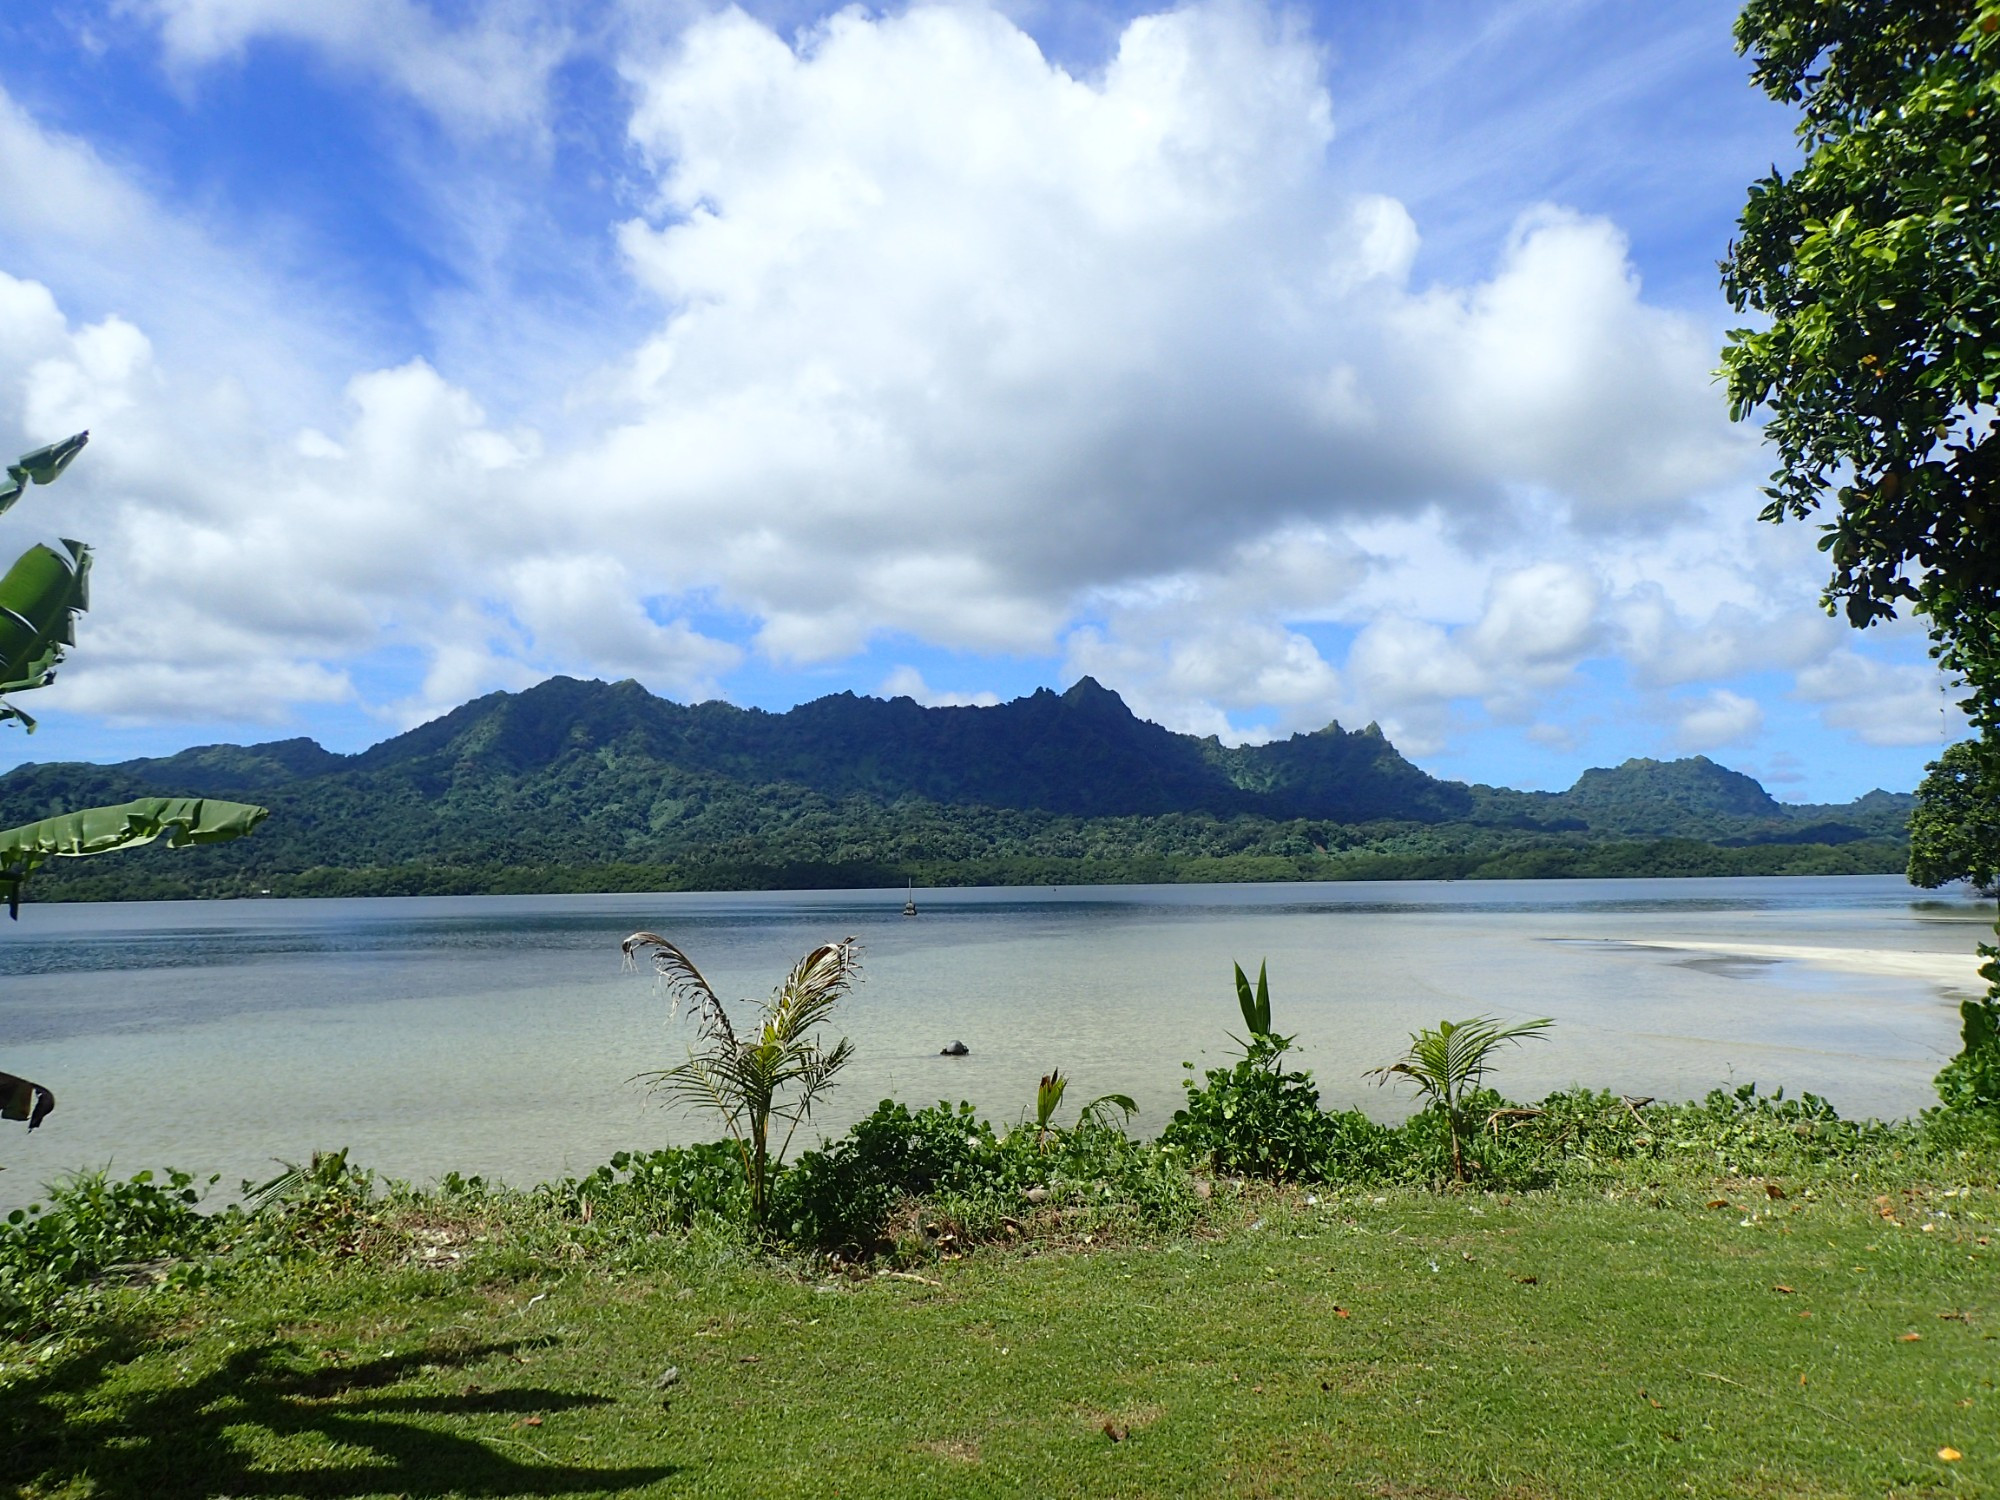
xmin=0 ymin=538 xmax=90 ymax=730
xmin=0 ymin=1069 xmax=55 ymax=1130
xmin=0 ymin=431 xmax=89 ymax=518
xmin=0 ymin=797 xmax=268 ymax=917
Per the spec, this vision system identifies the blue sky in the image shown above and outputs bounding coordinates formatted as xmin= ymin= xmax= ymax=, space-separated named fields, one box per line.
xmin=0 ymin=0 xmax=1962 ymax=800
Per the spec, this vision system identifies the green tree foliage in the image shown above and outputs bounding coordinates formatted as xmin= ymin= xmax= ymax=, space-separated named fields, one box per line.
xmin=1907 ymin=739 xmax=2000 ymax=889
xmin=1722 ymin=1 xmax=2000 ymax=725
xmin=1909 ymin=740 xmax=2000 ymax=1118
xmin=1934 ymin=989 xmax=2000 ymax=1117
xmin=1724 ymin=1 xmax=2000 ymax=1118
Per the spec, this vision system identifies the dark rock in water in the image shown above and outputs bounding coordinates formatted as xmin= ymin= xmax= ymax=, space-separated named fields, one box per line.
xmin=940 ymin=1041 xmax=969 ymax=1057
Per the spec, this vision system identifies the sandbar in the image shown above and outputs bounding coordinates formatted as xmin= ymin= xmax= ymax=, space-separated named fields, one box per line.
xmin=1622 ymin=940 xmax=1983 ymax=987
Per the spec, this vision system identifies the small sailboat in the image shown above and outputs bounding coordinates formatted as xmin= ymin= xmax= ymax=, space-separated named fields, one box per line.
xmin=902 ymin=878 xmax=918 ymax=917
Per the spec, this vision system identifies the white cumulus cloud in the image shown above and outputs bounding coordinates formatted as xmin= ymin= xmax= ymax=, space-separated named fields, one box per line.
xmin=1795 ymin=650 xmax=1965 ymax=749
xmin=593 ymin=2 xmax=1737 ymax=662
xmin=1673 ymin=688 xmax=1762 ymax=751
xmin=0 ymin=0 xmax=1945 ymax=783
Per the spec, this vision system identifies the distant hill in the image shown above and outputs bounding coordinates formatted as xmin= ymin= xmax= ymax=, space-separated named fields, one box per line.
xmin=0 ymin=676 xmax=1913 ymax=900
xmin=1471 ymin=756 xmax=1912 ymax=844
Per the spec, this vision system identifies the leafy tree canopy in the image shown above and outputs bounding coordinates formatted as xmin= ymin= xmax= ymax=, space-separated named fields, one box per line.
xmin=1907 ymin=738 xmax=2000 ymax=888
xmin=1722 ymin=0 xmax=2000 ymax=726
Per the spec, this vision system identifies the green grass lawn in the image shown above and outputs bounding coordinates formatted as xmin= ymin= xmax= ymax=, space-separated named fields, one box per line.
xmin=5 ymin=1182 xmax=1994 ymax=1499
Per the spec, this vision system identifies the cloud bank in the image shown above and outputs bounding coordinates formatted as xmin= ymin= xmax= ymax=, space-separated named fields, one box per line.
xmin=0 ymin=1 xmax=1959 ymax=789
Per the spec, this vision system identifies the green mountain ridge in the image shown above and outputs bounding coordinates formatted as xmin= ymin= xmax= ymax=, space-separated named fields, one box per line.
xmin=0 ymin=675 xmax=1914 ymax=900
xmin=1466 ymin=755 xmax=1912 ymax=843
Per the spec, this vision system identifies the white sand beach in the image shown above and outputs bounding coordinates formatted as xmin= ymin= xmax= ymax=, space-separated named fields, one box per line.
xmin=1623 ymin=940 xmax=1986 ymax=988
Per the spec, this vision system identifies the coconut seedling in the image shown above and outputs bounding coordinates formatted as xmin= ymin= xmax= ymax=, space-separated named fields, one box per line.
xmin=1368 ymin=1016 xmax=1553 ymax=1183
xmin=623 ymin=932 xmax=860 ymax=1229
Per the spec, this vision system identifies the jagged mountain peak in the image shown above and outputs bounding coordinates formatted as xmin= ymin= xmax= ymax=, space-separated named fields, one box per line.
xmin=0 ymin=675 xmax=1907 ymax=858
xmin=1059 ymin=675 xmax=1129 ymax=708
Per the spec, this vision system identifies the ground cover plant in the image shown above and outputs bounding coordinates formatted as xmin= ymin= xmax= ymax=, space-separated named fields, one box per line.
xmin=2 ymin=1167 xmax=1994 ymax=1498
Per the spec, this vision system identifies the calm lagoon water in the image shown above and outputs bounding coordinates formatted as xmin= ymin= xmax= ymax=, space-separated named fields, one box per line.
xmin=0 ymin=875 xmax=1990 ymax=1206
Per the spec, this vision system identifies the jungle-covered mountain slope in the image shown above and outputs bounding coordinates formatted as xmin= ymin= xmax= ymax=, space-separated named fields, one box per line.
xmin=0 ymin=675 xmax=1913 ymax=899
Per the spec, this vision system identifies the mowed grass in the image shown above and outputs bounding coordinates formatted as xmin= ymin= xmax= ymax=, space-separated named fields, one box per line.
xmin=4 ymin=1184 xmax=1995 ymax=1499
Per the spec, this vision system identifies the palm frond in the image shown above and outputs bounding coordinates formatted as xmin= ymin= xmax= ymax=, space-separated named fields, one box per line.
xmin=622 ymin=931 xmax=737 ymax=1048
xmin=764 ymin=938 xmax=860 ymax=1044
xmin=1370 ymin=1017 xmax=1551 ymax=1097
xmin=788 ymin=1035 xmax=854 ymax=1112
xmin=1078 ymin=1092 xmax=1140 ymax=1131
xmin=1368 ymin=1015 xmax=1551 ymax=1182
xmin=773 ymin=1035 xmax=856 ymax=1160
xmin=640 ymin=1054 xmax=746 ymax=1132
xmin=243 ymin=1161 xmax=309 ymax=1211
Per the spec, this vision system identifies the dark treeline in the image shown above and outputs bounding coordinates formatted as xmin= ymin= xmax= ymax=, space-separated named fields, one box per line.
xmin=23 ymin=837 xmax=1906 ymax=904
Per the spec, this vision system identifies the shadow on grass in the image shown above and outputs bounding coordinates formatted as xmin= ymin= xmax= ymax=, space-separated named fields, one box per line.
xmin=2 ymin=1326 xmax=680 ymax=1498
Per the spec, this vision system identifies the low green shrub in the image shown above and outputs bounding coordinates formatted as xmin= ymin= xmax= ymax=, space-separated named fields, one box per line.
xmin=1318 ymin=1106 xmax=1401 ymax=1182
xmin=1639 ymin=1083 xmax=1895 ymax=1175
xmin=3 ymin=1072 xmax=1993 ymax=1349
xmin=1463 ymin=1082 xmax=1984 ymax=1189
xmin=544 ymin=1141 xmax=748 ymax=1235
xmin=774 ymin=1098 xmax=1202 ymax=1253
xmin=1368 ymin=1015 xmax=1553 ymax=1183
xmin=231 ymin=1149 xmax=382 ymax=1264
xmin=0 ymin=1167 xmax=219 ymax=1336
xmin=774 ymin=1100 xmax=1007 ymax=1252
xmin=1156 ymin=1070 xmax=1984 ymax=1195
xmin=1162 ymin=1037 xmax=1379 ymax=1181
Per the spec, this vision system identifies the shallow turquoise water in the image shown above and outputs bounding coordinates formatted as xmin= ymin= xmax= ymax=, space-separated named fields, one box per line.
xmin=0 ymin=876 xmax=1988 ymax=1205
